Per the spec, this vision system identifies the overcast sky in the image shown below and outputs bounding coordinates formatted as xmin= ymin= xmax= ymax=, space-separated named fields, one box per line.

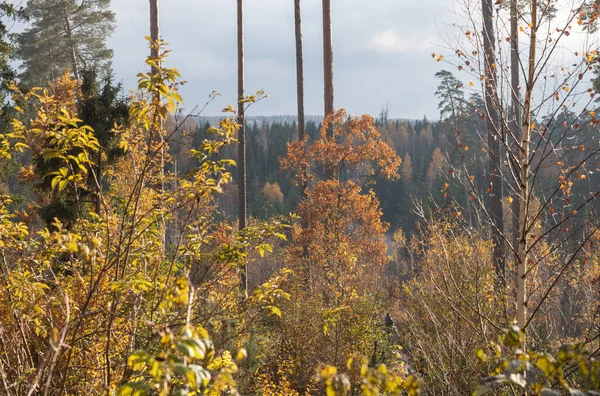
xmin=108 ymin=0 xmax=455 ymax=119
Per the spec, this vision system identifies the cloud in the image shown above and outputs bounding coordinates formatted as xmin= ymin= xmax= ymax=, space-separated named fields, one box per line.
xmin=368 ymin=29 xmax=436 ymax=53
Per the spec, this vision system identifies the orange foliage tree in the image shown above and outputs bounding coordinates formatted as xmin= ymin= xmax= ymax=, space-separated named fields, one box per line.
xmin=281 ymin=109 xmax=401 ymax=291
xmin=252 ymin=110 xmax=405 ymax=392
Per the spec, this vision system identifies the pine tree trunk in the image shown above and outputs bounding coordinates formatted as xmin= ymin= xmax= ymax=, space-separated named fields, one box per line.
xmin=322 ymin=0 xmax=334 ymax=137
xmin=518 ymin=0 xmax=537 ymax=335
xmin=62 ymin=4 xmax=79 ymax=80
xmin=149 ymin=0 xmax=164 ymax=235
xmin=237 ymin=0 xmax=248 ymax=295
xmin=481 ymin=0 xmax=505 ymax=287
xmin=295 ymin=0 xmax=312 ymax=287
xmin=149 ymin=0 xmax=159 ymax=74
xmin=294 ymin=0 xmax=305 ymax=142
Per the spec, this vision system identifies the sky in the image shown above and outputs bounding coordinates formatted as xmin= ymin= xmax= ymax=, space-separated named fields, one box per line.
xmin=108 ymin=0 xmax=454 ymax=119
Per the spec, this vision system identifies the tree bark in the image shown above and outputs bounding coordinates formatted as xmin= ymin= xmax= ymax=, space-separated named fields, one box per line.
xmin=149 ymin=0 xmax=159 ymax=63
xmin=294 ymin=0 xmax=305 ymax=142
xmin=237 ymin=0 xmax=248 ymax=295
xmin=295 ymin=0 xmax=312 ymax=287
xmin=481 ymin=0 xmax=505 ymax=287
xmin=517 ymin=0 xmax=537 ymax=335
xmin=322 ymin=0 xmax=334 ymax=137
xmin=510 ymin=0 xmax=522 ymax=252
xmin=62 ymin=2 xmax=79 ymax=80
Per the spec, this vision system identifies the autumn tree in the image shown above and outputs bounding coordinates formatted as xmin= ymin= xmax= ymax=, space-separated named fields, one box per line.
xmin=426 ymin=147 xmax=445 ymax=185
xmin=281 ymin=109 xmax=402 ymax=290
xmin=262 ymin=181 xmax=284 ymax=217
xmin=0 ymin=40 xmax=293 ymax=394
xmin=15 ymin=0 xmax=115 ymax=87
xmin=400 ymin=153 xmax=413 ymax=184
xmin=435 ymin=0 xmax=600 ymax=385
xmin=13 ymin=74 xmax=100 ymax=228
xmin=272 ymin=109 xmax=403 ymax=390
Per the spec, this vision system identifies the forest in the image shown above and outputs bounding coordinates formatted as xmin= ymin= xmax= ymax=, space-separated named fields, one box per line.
xmin=0 ymin=0 xmax=599 ymax=395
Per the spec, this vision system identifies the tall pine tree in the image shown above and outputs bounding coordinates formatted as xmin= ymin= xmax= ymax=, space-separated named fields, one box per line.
xmin=15 ymin=0 xmax=115 ymax=87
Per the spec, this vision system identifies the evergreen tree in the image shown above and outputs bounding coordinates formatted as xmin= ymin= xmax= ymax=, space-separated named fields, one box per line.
xmin=28 ymin=71 xmax=126 ymax=228
xmin=434 ymin=70 xmax=465 ymax=121
xmin=15 ymin=0 xmax=115 ymax=87
xmin=79 ymin=69 xmax=128 ymax=214
xmin=0 ymin=3 xmax=23 ymax=90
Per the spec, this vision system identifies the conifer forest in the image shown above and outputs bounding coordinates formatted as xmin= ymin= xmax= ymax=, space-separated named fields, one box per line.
xmin=1 ymin=0 xmax=600 ymax=394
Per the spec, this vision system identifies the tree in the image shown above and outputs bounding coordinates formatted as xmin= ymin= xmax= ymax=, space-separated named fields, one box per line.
xmin=15 ymin=0 xmax=115 ymax=87
xmin=281 ymin=110 xmax=401 ymax=287
xmin=400 ymin=153 xmax=413 ymax=184
xmin=16 ymin=70 xmax=127 ymax=226
xmin=277 ymin=110 xmax=404 ymax=388
xmin=509 ymin=0 xmax=521 ymax=249
xmin=78 ymin=69 xmax=128 ymax=214
xmin=12 ymin=73 xmax=100 ymax=228
xmin=237 ymin=0 xmax=247 ymax=295
xmin=0 ymin=42 xmax=294 ymax=393
xmin=426 ymin=147 xmax=445 ymax=185
xmin=322 ymin=0 xmax=334 ymax=133
xmin=150 ymin=0 xmax=159 ymax=73
xmin=481 ymin=0 xmax=505 ymax=286
xmin=0 ymin=2 xmax=25 ymax=115
xmin=444 ymin=0 xmax=600 ymax=364
xmin=515 ymin=0 xmax=537 ymax=335
xmin=434 ymin=70 xmax=465 ymax=122
xmin=294 ymin=0 xmax=305 ymax=142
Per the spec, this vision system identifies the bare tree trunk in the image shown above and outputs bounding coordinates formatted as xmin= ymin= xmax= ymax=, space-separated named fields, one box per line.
xmin=149 ymin=0 xmax=159 ymax=74
xmin=517 ymin=0 xmax=537 ymax=335
xmin=295 ymin=0 xmax=312 ymax=287
xmin=294 ymin=0 xmax=305 ymax=142
xmin=481 ymin=0 xmax=505 ymax=287
xmin=510 ymin=0 xmax=522 ymax=252
xmin=149 ymin=0 xmax=164 ymax=242
xmin=237 ymin=0 xmax=248 ymax=295
xmin=322 ymin=0 xmax=334 ymax=137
